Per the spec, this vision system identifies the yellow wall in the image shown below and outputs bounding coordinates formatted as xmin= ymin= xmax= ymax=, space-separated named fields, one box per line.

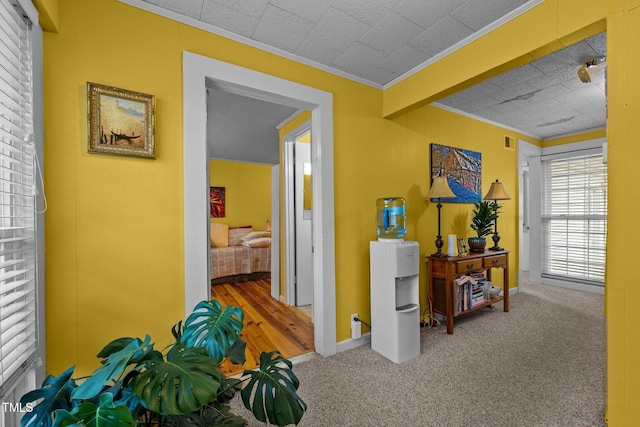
xmin=37 ymin=0 xmax=640 ymax=422
xmin=542 ymin=128 xmax=607 ymax=147
xmin=42 ymin=0 xmax=386 ymax=377
xmin=209 ymin=159 xmax=271 ymax=230
xmin=33 ymin=0 xmax=58 ymax=32
xmin=605 ymin=4 xmax=640 ymax=425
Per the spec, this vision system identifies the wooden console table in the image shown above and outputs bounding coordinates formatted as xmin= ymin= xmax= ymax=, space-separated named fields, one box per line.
xmin=427 ymin=250 xmax=509 ymax=334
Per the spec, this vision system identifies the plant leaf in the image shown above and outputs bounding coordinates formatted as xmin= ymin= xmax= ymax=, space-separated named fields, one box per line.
xmin=96 ymin=338 xmax=136 ymax=360
xmin=54 ymin=393 xmax=135 ymax=427
xmin=227 ymin=339 xmax=246 ymax=365
xmin=241 ymin=351 xmax=307 ymax=426
xmin=20 ymin=366 xmax=77 ymax=427
xmin=72 ymin=336 xmax=153 ymax=400
xmin=181 ymin=300 xmax=244 ymax=363
xmin=131 ymin=344 xmax=221 ymax=415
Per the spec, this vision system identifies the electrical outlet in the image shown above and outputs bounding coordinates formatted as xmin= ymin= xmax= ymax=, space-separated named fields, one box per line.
xmin=351 ymin=313 xmax=361 ymax=340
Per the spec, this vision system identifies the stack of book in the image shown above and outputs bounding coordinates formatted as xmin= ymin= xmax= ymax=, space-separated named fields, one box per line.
xmin=453 ymin=274 xmax=488 ymax=315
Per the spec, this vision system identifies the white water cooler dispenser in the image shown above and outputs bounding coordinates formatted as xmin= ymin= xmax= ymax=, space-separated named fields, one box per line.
xmin=370 ymin=240 xmax=420 ymax=364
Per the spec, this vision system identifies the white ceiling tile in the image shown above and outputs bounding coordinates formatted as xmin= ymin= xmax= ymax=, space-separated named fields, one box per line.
xmin=333 ymin=42 xmax=387 ymax=70
xmin=269 ymin=0 xmax=334 ymax=23
xmin=360 ymin=12 xmax=424 ymax=55
xmin=489 ymin=64 xmax=543 ymax=89
xmin=489 ymin=82 xmax=538 ymax=104
xmin=144 ymin=0 xmax=204 ymax=18
xmin=450 ymin=96 xmax=500 ymax=113
xmin=585 ymin=32 xmax=607 ymax=55
xmin=306 ymin=7 xmax=371 ymax=52
xmin=409 ymin=16 xmax=473 ymax=56
xmin=377 ymin=45 xmax=430 ymax=74
xmin=204 ymin=0 xmax=268 ymax=19
xmin=295 ymin=38 xmax=343 ymax=65
xmin=332 ymin=0 xmax=392 ymax=26
xmin=252 ymin=5 xmax=313 ymax=51
xmin=451 ymin=0 xmax=528 ymax=31
xmin=528 ymin=83 xmax=571 ymax=103
xmin=515 ymin=98 xmax=562 ymax=115
xmin=201 ymin=1 xmax=259 ymax=37
xmin=526 ymin=67 xmax=578 ymax=90
xmin=394 ymin=0 xmax=467 ymax=29
xmin=446 ymin=81 xmax=502 ymax=102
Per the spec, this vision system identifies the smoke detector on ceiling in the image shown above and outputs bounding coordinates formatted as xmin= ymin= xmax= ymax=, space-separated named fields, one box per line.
xmin=577 ymin=56 xmax=606 ymax=83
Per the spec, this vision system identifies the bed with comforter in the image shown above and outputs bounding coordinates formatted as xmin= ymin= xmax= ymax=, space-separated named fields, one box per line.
xmin=210 ymin=224 xmax=271 ymax=284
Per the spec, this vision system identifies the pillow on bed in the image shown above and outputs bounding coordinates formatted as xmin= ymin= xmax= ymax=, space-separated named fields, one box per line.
xmin=210 ymin=223 xmax=229 ymax=247
xmin=228 ymin=226 xmax=254 ymax=246
xmin=241 ymin=237 xmax=271 ymax=248
xmin=241 ymin=231 xmax=271 ymax=242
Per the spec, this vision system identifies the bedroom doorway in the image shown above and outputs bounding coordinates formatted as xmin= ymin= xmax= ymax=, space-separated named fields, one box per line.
xmin=183 ymin=52 xmax=337 ymax=357
xmin=283 ymin=128 xmax=313 ymax=314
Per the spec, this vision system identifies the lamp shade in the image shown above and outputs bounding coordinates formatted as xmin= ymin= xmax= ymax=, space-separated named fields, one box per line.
xmin=428 ymin=176 xmax=455 ymax=199
xmin=484 ymin=179 xmax=511 ymax=200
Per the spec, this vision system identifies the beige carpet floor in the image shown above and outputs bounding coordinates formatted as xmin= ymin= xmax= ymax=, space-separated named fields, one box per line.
xmin=232 ymin=280 xmax=605 ymax=426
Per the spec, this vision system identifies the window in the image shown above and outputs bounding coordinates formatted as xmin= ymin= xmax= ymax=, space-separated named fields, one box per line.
xmin=0 ymin=0 xmax=38 ymax=394
xmin=541 ymin=151 xmax=607 ymax=285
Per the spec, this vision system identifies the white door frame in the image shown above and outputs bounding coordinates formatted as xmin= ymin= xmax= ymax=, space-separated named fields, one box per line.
xmin=182 ymin=52 xmax=337 ymax=356
xmin=271 ymin=165 xmax=280 ymax=300
xmin=517 ymin=139 xmax=541 ymax=292
xmin=282 ymin=123 xmax=312 ymax=307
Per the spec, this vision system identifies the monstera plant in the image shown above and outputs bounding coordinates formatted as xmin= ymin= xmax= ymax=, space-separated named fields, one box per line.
xmin=20 ymin=300 xmax=307 ymax=427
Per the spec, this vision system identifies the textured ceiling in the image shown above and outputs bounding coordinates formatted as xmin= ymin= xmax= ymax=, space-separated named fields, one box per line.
xmin=136 ymin=0 xmax=533 ymax=87
xmin=207 ymin=88 xmax=298 ymax=165
xmin=437 ymin=32 xmax=607 ymax=139
xmin=127 ymin=0 xmax=607 ymax=152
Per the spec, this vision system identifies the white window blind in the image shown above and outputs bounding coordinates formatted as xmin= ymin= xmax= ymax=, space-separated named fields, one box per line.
xmin=0 ymin=0 xmax=37 ymax=389
xmin=541 ymin=152 xmax=607 ymax=285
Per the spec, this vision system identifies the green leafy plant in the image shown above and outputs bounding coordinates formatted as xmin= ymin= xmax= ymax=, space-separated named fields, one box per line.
xmin=21 ymin=300 xmax=307 ymax=427
xmin=470 ymin=200 xmax=499 ymax=237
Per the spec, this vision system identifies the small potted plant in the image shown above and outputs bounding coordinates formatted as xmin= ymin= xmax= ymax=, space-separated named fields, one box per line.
xmin=468 ymin=200 xmax=499 ymax=252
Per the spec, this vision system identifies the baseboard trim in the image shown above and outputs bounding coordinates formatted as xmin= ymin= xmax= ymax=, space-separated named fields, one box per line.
xmin=336 ymin=332 xmax=371 ymax=353
xmin=540 ymin=277 xmax=604 ymax=295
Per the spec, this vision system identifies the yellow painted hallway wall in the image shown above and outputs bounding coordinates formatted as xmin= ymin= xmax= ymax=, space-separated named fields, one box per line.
xmin=43 ymin=0 xmax=389 ymax=376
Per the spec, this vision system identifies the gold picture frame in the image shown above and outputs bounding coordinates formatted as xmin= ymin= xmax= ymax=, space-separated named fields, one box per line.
xmin=87 ymin=82 xmax=155 ymax=158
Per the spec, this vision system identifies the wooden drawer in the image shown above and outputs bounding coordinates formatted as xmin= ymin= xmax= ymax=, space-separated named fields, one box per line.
xmin=430 ymin=259 xmax=447 ymax=276
xmin=483 ymin=255 xmax=506 ymax=268
xmin=456 ymin=258 xmax=482 ymax=274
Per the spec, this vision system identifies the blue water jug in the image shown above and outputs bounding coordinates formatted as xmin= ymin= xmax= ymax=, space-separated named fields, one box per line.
xmin=376 ymin=197 xmax=406 ymax=240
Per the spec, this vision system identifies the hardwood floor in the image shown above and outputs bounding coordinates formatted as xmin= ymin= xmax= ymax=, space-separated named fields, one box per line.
xmin=210 ymin=278 xmax=314 ymax=376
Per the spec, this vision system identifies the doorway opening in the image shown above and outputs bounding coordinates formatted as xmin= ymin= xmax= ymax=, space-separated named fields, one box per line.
xmin=283 ymin=126 xmax=314 ymax=320
xmin=182 ymin=52 xmax=337 ymax=357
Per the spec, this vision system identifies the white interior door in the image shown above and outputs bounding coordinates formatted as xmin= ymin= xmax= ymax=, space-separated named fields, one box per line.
xmin=294 ymin=141 xmax=313 ymax=306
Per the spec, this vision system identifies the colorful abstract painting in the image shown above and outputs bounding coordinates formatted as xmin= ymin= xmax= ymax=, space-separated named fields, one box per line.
xmin=210 ymin=186 xmax=225 ymax=218
xmin=430 ymin=143 xmax=482 ymax=203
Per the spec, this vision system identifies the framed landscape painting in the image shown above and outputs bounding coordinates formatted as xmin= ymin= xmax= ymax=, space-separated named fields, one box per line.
xmin=87 ymin=82 xmax=155 ymax=158
xmin=430 ymin=143 xmax=482 ymax=203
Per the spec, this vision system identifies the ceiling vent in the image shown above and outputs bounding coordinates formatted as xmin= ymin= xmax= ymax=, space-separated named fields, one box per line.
xmin=504 ymin=135 xmax=515 ymax=151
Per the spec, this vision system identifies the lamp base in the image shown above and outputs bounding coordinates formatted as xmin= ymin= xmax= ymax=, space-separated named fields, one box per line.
xmin=431 ymin=252 xmax=449 ymax=258
xmin=489 ymin=233 xmax=504 ymax=251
